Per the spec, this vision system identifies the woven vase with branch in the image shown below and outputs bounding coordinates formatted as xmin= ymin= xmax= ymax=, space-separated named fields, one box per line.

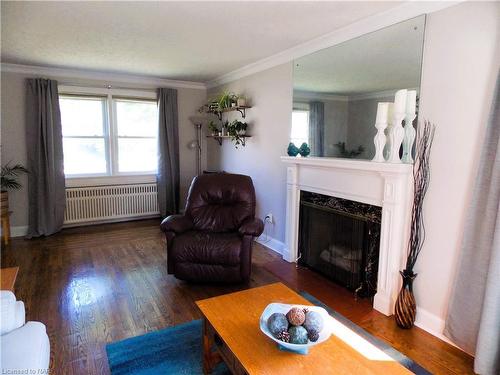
xmin=395 ymin=120 xmax=435 ymax=329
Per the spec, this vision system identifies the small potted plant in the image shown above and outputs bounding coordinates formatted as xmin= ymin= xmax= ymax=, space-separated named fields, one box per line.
xmin=1 ymin=162 xmax=28 ymax=217
xmin=237 ymin=95 xmax=247 ymax=107
xmin=227 ymin=120 xmax=248 ymax=148
xmin=230 ymin=93 xmax=238 ymax=107
xmin=208 ymin=121 xmax=219 ymax=136
xmin=221 ymin=120 xmax=229 ymax=136
xmin=215 ymin=91 xmax=237 ymax=111
xmin=235 ymin=120 xmax=248 ymax=135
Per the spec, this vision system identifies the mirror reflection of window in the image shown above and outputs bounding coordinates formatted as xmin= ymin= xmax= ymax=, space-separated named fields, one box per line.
xmin=291 ymin=15 xmax=425 ymax=160
xmin=291 ymin=108 xmax=309 ymax=146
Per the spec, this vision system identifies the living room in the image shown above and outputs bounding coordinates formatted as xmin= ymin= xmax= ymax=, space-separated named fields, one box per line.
xmin=1 ymin=1 xmax=498 ymax=374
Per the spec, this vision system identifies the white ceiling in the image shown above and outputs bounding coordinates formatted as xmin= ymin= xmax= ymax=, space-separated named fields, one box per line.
xmin=1 ymin=1 xmax=403 ymax=83
xmin=293 ymin=15 xmax=425 ymax=95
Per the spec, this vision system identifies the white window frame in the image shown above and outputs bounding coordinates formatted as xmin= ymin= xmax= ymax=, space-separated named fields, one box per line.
xmin=59 ymin=85 xmax=158 ymax=186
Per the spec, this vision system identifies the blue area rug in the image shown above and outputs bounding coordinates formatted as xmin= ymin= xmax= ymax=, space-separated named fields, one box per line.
xmin=106 ymin=291 xmax=430 ymax=375
xmin=106 ymin=319 xmax=229 ymax=375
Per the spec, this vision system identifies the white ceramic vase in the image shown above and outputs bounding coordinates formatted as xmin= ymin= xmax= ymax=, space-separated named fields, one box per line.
xmin=388 ymin=113 xmax=406 ymax=163
xmin=402 ymin=114 xmax=416 ymax=163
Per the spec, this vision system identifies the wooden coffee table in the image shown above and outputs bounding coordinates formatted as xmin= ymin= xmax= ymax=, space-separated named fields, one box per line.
xmin=196 ymin=282 xmax=413 ymax=375
xmin=0 ymin=266 xmax=18 ymax=292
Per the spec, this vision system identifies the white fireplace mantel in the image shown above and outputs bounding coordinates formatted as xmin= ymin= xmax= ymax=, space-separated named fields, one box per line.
xmin=281 ymin=156 xmax=413 ymax=316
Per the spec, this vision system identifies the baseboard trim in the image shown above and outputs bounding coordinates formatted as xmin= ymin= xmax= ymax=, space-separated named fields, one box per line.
xmin=256 ymin=235 xmax=287 ymax=258
xmin=415 ymin=306 xmax=459 ymax=348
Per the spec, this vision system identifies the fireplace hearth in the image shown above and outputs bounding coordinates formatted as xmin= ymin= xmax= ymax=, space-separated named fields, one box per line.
xmin=298 ymin=191 xmax=381 ymax=298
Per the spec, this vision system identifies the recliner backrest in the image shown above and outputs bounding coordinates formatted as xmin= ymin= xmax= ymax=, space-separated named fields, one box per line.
xmin=185 ymin=173 xmax=256 ymax=232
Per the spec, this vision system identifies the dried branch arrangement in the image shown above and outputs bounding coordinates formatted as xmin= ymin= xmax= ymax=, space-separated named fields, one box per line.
xmin=405 ymin=120 xmax=436 ymax=273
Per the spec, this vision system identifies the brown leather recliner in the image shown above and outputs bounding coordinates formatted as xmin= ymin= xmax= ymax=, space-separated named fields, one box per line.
xmin=160 ymin=173 xmax=264 ymax=283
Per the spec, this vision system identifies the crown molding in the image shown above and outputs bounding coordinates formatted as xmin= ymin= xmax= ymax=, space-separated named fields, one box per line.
xmin=0 ymin=63 xmax=207 ymax=90
xmin=294 ymin=87 xmax=420 ymax=102
xmin=206 ymin=1 xmax=463 ymax=89
xmin=348 ymin=87 xmax=420 ymax=101
xmin=293 ymin=90 xmax=349 ymax=102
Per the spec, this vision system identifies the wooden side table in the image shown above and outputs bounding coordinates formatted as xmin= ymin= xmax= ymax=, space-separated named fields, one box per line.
xmin=0 ymin=267 xmax=19 ymax=292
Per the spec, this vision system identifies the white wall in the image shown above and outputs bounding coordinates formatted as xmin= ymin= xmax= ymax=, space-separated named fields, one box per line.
xmin=0 ymin=70 xmax=207 ymax=230
xmin=207 ymin=63 xmax=293 ymax=245
xmin=413 ymin=1 xmax=500 ymax=341
xmin=206 ymin=1 xmax=500 ymax=344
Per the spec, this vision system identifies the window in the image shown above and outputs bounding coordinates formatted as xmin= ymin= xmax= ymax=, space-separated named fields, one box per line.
xmin=291 ymin=110 xmax=309 ymax=146
xmin=59 ymin=88 xmax=158 ymax=178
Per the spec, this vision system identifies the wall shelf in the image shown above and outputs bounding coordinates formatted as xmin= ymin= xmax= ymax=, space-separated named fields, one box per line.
xmin=207 ymin=135 xmax=252 ymax=146
xmin=208 ymin=106 xmax=251 ymax=121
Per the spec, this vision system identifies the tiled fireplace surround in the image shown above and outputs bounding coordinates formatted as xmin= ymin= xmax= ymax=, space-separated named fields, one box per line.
xmin=281 ymin=156 xmax=413 ymax=316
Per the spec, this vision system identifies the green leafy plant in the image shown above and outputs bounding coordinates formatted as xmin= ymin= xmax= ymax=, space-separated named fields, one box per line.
xmin=214 ymin=91 xmax=237 ymax=111
xmin=334 ymin=142 xmax=365 ymax=158
xmin=208 ymin=120 xmax=219 ymax=135
xmin=226 ymin=120 xmax=248 ymax=148
xmin=1 ymin=162 xmax=28 ymax=192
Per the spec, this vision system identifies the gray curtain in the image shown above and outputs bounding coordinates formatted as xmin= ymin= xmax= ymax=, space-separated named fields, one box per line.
xmin=25 ymin=78 xmax=66 ymax=238
xmin=309 ymin=101 xmax=325 ymax=156
xmin=157 ymin=88 xmax=180 ymax=217
xmin=444 ymin=75 xmax=500 ymax=374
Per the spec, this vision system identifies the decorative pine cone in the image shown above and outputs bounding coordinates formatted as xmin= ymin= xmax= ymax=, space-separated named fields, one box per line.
xmin=308 ymin=331 xmax=320 ymax=342
xmin=286 ymin=307 xmax=306 ymax=326
xmin=277 ymin=330 xmax=290 ymax=343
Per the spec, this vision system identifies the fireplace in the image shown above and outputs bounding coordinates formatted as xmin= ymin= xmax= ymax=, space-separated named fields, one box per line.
xmin=281 ymin=156 xmax=413 ymax=315
xmin=298 ymin=191 xmax=381 ymax=298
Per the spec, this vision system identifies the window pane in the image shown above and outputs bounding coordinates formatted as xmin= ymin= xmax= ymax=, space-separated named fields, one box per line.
xmin=60 ymin=97 xmax=105 ymax=136
xmin=63 ymin=138 xmax=107 ymax=175
xmin=115 ymin=100 xmax=158 ymax=137
xmin=118 ymin=138 xmax=157 ymax=173
xmin=291 ymin=111 xmax=309 ymax=145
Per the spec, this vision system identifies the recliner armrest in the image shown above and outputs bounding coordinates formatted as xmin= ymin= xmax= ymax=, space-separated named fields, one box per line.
xmin=238 ymin=218 xmax=264 ymax=237
xmin=160 ymin=215 xmax=193 ymax=234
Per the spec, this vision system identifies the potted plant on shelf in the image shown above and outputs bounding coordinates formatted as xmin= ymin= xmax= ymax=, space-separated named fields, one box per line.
xmin=226 ymin=120 xmax=248 ymax=148
xmin=237 ymin=95 xmax=247 ymax=107
xmin=1 ymin=162 xmax=28 ymax=218
xmin=395 ymin=120 xmax=435 ymax=329
xmin=215 ymin=91 xmax=237 ymax=111
xmin=208 ymin=121 xmax=219 ymax=136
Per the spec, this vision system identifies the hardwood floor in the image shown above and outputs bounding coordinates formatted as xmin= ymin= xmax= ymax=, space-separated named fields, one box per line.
xmin=1 ymin=219 xmax=473 ymax=374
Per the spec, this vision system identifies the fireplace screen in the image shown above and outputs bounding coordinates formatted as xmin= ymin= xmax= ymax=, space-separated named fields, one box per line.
xmin=298 ymin=191 xmax=381 ymax=298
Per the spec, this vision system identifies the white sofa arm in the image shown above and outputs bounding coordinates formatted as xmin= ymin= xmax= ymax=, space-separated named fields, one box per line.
xmin=0 ymin=292 xmax=26 ymax=335
xmin=0 ymin=321 xmax=50 ymax=373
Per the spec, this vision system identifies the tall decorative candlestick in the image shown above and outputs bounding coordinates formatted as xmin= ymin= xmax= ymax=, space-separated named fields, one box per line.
xmin=388 ymin=89 xmax=407 ymax=163
xmin=402 ymin=90 xmax=417 ymax=163
xmin=372 ymin=102 xmax=391 ymax=162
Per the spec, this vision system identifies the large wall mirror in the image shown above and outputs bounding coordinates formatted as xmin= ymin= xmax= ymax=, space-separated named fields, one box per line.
xmin=292 ymin=15 xmax=425 ymax=160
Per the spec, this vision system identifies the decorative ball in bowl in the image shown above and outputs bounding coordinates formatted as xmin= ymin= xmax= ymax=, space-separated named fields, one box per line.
xmin=259 ymin=303 xmax=332 ymax=354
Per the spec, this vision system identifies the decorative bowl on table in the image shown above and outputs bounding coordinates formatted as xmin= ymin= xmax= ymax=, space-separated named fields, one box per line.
xmin=259 ymin=303 xmax=332 ymax=354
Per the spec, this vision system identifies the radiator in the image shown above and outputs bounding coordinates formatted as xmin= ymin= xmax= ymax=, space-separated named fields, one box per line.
xmin=64 ymin=183 xmax=160 ymax=226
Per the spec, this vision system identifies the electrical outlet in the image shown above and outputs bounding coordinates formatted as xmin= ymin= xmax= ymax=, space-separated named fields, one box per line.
xmin=265 ymin=213 xmax=273 ymax=224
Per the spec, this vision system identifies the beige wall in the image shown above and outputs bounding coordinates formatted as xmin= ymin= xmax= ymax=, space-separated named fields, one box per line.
xmin=207 ymin=63 xmax=293 ymax=243
xmin=346 ymin=95 xmax=393 ymax=159
xmin=0 ymin=71 xmax=207 ymax=229
xmin=206 ymin=1 xmax=500 ymax=342
xmin=322 ymin=99 xmax=349 ymax=157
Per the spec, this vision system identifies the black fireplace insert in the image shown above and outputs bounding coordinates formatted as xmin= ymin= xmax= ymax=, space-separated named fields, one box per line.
xmin=298 ymin=191 xmax=382 ymax=298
